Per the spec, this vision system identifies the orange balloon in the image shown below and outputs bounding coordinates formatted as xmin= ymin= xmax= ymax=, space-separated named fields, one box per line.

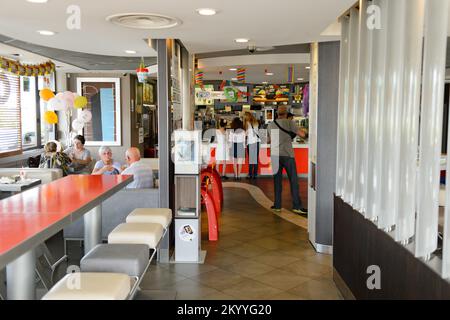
xmin=44 ymin=111 xmax=58 ymax=124
xmin=39 ymin=88 xmax=55 ymax=102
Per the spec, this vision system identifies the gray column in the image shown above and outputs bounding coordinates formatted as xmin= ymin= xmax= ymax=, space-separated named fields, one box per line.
xmin=84 ymin=205 xmax=102 ymax=254
xmin=315 ymin=41 xmax=340 ymax=249
xmin=6 ymin=249 xmax=36 ymax=300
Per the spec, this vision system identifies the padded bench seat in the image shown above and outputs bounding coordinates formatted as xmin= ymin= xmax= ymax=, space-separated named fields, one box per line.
xmin=42 ymin=273 xmax=131 ymax=300
xmin=81 ymin=244 xmax=149 ymax=278
xmin=126 ymin=208 xmax=172 ymax=228
xmin=108 ymin=223 xmax=164 ymax=249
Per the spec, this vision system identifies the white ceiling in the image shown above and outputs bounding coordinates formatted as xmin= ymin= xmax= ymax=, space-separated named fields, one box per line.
xmin=0 ymin=0 xmax=355 ymax=56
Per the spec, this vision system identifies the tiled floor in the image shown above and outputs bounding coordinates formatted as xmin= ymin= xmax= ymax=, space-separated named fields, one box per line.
xmin=139 ymin=181 xmax=343 ymax=300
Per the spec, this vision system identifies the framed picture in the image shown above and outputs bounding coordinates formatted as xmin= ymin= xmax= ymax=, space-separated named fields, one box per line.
xmin=76 ymin=77 xmax=122 ymax=146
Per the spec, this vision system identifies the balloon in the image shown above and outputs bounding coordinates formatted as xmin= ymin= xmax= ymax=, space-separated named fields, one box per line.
xmin=48 ymin=97 xmax=67 ymax=111
xmin=80 ymin=109 xmax=92 ymax=123
xmin=39 ymin=88 xmax=55 ymax=102
xmin=72 ymin=119 xmax=85 ymax=131
xmin=62 ymin=91 xmax=75 ymax=108
xmin=74 ymin=96 xmax=88 ymax=109
xmin=44 ymin=111 xmax=58 ymax=124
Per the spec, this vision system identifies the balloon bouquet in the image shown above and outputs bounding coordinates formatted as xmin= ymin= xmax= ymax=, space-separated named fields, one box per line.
xmin=39 ymin=88 xmax=91 ymax=147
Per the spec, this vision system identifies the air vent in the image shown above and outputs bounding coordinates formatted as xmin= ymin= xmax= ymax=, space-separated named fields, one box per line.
xmin=106 ymin=13 xmax=181 ymax=29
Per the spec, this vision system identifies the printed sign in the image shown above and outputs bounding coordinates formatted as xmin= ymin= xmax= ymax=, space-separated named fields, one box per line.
xmin=179 ymin=224 xmax=196 ymax=242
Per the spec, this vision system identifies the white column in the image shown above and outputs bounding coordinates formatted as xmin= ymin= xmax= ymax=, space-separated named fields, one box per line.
xmin=378 ymin=0 xmax=406 ymax=230
xmin=343 ymin=7 xmax=359 ymax=205
xmin=335 ymin=16 xmax=350 ymax=198
xmin=395 ymin=0 xmax=425 ymax=243
xmin=354 ymin=0 xmax=373 ymax=213
xmin=365 ymin=0 xmax=388 ymax=221
xmin=416 ymin=0 xmax=448 ymax=259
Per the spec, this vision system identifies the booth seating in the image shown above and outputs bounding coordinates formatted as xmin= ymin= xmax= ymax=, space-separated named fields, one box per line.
xmin=44 ymin=208 xmax=171 ymax=300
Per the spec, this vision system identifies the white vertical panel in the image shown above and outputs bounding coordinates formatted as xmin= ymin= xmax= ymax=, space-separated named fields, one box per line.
xmin=395 ymin=0 xmax=425 ymax=243
xmin=365 ymin=0 xmax=388 ymax=221
xmin=335 ymin=17 xmax=350 ymax=197
xmin=416 ymin=0 xmax=448 ymax=259
xmin=343 ymin=7 xmax=359 ymax=205
xmin=354 ymin=0 xmax=372 ymax=213
xmin=378 ymin=0 xmax=406 ymax=230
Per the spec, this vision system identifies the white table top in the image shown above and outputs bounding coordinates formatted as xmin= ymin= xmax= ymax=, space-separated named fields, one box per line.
xmin=0 ymin=178 xmax=41 ymax=193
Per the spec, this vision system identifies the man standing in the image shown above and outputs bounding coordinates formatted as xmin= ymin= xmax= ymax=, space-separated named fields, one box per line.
xmin=121 ymin=147 xmax=154 ymax=189
xmin=268 ymin=106 xmax=308 ymax=216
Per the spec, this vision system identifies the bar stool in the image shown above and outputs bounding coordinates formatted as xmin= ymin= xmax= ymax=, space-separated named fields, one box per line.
xmin=126 ymin=208 xmax=172 ymax=229
xmin=108 ymin=223 xmax=164 ymax=249
xmin=42 ymin=273 xmax=131 ymax=300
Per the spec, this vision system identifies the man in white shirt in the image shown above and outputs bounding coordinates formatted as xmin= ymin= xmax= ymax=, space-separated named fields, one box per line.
xmin=121 ymin=147 xmax=154 ymax=189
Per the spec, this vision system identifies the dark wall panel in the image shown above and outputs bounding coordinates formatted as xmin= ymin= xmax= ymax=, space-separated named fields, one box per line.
xmin=334 ymin=196 xmax=450 ymax=299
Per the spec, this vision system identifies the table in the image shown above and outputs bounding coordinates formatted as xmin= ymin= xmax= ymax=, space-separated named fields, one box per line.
xmin=0 ymin=174 xmax=133 ymax=300
xmin=0 ymin=179 xmax=41 ymax=193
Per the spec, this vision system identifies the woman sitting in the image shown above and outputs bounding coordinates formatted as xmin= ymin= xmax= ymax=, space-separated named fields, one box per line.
xmin=63 ymin=135 xmax=93 ymax=174
xmin=92 ymin=146 xmax=122 ymax=175
xmin=39 ymin=141 xmax=72 ymax=176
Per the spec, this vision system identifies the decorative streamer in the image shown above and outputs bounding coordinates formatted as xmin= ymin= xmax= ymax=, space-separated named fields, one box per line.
xmin=287 ymin=66 xmax=295 ymax=83
xmin=237 ymin=68 xmax=246 ymax=83
xmin=195 ymin=70 xmax=204 ymax=87
xmin=0 ymin=57 xmax=55 ymax=76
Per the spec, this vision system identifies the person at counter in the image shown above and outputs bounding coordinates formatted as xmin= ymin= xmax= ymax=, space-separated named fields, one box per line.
xmin=215 ymin=119 xmax=230 ymax=179
xmin=268 ymin=106 xmax=308 ymax=216
xmin=229 ymin=118 xmax=246 ymax=181
xmin=244 ymin=112 xmax=261 ymax=179
xmin=64 ymin=135 xmax=92 ymax=174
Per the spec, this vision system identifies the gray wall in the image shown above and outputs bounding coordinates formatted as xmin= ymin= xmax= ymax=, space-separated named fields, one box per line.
xmin=315 ymin=41 xmax=340 ymax=246
xmin=67 ymin=73 xmax=132 ymax=163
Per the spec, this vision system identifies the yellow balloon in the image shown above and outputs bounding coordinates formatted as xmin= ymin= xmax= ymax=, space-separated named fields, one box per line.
xmin=39 ymin=88 xmax=55 ymax=102
xmin=74 ymin=96 xmax=88 ymax=109
xmin=44 ymin=111 xmax=58 ymax=124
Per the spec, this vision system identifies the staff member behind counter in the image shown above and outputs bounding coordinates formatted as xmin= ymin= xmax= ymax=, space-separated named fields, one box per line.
xmin=268 ymin=105 xmax=308 ymax=216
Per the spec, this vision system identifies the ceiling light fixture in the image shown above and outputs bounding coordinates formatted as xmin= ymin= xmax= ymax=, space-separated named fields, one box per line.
xmin=231 ymin=77 xmax=238 ymax=81
xmin=37 ymin=30 xmax=56 ymax=36
xmin=229 ymin=68 xmax=237 ymax=71
xmin=262 ymin=81 xmax=268 ymax=84
xmin=297 ymin=78 xmax=304 ymax=81
xmin=265 ymin=72 xmax=274 ymax=76
xmin=196 ymin=8 xmax=217 ymax=16
xmin=235 ymin=38 xmax=249 ymax=43
xmin=305 ymin=66 xmax=311 ymax=69
xmin=27 ymin=0 xmax=48 ymax=3
xmin=125 ymin=50 xmax=137 ymax=54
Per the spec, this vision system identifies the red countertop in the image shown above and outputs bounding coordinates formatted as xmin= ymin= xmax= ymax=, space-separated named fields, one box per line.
xmin=0 ymin=175 xmax=132 ymax=259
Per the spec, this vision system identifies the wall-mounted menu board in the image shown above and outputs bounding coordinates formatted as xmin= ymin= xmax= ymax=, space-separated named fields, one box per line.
xmin=253 ymin=84 xmax=290 ymax=103
xmin=220 ymin=86 xmax=248 ymax=103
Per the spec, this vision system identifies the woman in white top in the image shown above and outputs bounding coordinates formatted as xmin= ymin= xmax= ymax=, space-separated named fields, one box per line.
xmin=244 ymin=112 xmax=261 ymax=179
xmin=229 ymin=117 xmax=246 ymax=181
xmin=215 ymin=119 xmax=230 ymax=179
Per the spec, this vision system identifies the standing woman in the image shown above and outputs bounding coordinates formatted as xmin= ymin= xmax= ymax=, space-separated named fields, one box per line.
xmin=229 ymin=117 xmax=246 ymax=181
xmin=215 ymin=119 xmax=230 ymax=179
xmin=244 ymin=112 xmax=261 ymax=179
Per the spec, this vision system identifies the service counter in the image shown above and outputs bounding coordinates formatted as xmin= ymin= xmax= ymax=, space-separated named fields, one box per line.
xmin=208 ymin=143 xmax=308 ymax=177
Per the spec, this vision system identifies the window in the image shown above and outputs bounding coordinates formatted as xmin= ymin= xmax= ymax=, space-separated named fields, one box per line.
xmin=0 ymin=70 xmax=55 ymax=158
xmin=20 ymin=76 xmax=37 ymax=149
xmin=0 ymin=71 xmax=21 ymax=157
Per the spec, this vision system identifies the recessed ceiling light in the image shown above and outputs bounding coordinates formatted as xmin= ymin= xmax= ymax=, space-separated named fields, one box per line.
xmin=27 ymin=0 xmax=48 ymax=3
xmin=229 ymin=68 xmax=237 ymax=71
xmin=265 ymin=72 xmax=274 ymax=76
xmin=297 ymin=78 xmax=304 ymax=81
xmin=37 ymin=30 xmax=56 ymax=36
xmin=231 ymin=78 xmax=238 ymax=81
xmin=196 ymin=8 xmax=217 ymax=16
xmin=305 ymin=66 xmax=311 ymax=69
xmin=125 ymin=50 xmax=137 ymax=54
xmin=235 ymin=38 xmax=249 ymax=43
xmin=262 ymin=81 xmax=268 ymax=84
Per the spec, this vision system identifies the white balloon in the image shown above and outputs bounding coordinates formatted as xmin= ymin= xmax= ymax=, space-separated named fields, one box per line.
xmin=80 ymin=109 xmax=92 ymax=123
xmin=48 ymin=97 xmax=66 ymax=111
xmin=72 ymin=119 xmax=85 ymax=131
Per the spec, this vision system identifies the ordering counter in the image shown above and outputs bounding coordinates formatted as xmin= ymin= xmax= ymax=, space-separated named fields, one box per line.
xmin=208 ymin=143 xmax=309 ymax=176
